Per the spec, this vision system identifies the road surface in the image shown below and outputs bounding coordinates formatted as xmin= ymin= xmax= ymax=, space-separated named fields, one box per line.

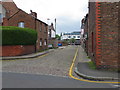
xmin=2 ymin=46 xmax=119 ymax=88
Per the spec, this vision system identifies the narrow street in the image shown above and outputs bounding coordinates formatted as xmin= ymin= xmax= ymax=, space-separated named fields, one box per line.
xmin=2 ymin=46 xmax=117 ymax=88
xmin=1 ymin=0 xmax=119 ymax=89
xmin=2 ymin=46 xmax=77 ymax=77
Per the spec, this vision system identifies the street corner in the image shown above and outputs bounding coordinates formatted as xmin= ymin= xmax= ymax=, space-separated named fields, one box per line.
xmin=1 ymin=50 xmax=50 ymax=61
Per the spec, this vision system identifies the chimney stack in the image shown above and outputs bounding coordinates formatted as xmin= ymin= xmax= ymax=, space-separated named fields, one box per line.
xmin=30 ymin=10 xmax=37 ymax=18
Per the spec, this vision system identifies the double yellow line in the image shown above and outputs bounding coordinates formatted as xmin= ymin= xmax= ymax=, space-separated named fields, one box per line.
xmin=69 ymin=47 xmax=120 ymax=84
xmin=1 ymin=47 xmax=120 ymax=84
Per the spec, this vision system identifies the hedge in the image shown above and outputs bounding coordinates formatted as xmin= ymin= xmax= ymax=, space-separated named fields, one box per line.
xmin=1 ymin=26 xmax=37 ymax=45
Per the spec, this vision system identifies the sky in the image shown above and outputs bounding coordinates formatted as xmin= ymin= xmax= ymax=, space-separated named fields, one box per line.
xmin=13 ymin=0 xmax=88 ymax=34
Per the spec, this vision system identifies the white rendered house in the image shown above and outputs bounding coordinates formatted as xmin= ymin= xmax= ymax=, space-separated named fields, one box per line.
xmin=61 ymin=31 xmax=81 ymax=45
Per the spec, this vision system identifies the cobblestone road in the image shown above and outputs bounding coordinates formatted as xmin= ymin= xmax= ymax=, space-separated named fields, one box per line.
xmin=2 ymin=46 xmax=79 ymax=77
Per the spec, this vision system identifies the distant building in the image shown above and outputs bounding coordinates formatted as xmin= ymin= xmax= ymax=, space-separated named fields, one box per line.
xmin=61 ymin=31 xmax=81 ymax=45
xmin=48 ymin=23 xmax=56 ymax=39
xmin=48 ymin=23 xmax=58 ymax=48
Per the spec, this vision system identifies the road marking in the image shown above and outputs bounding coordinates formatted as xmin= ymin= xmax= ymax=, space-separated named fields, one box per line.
xmin=1 ymin=53 xmax=48 ymax=62
xmin=69 ymin=47 xmax=120 ymax=84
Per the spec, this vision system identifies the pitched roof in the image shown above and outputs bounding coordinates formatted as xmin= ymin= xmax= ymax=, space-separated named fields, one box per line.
xmin=8 ymin=9 xmax=20 ymax=20
xmin=8 ymin=8 xmax=48 ymax=25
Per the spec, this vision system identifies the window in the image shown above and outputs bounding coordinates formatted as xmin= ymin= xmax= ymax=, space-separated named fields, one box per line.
xmin=68 ymin=36 xmax=71 ymax=38
xmin=40 ymin=39 xmax=42 ymax=46
xmin=44 ymin=39 xmax=47 ymax=46
xmin=73 ymin=36 xmax=76 ymax=38
xmin=40 ymin=23 xmax=42 ymax=32
xmin=18 ymin=22 xmax=25 ymax=28
xmin=78 ymin=36 xmax=80 ymax=38
xmin=48 ymin=29 xmax=51 ymax=38
xmin=44 ymin=24 xmax=47 ymax=33
xmin=0 ymin=13 xmax=3 ymax=19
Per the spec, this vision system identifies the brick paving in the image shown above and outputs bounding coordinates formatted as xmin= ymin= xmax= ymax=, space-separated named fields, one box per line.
xmin=2 ymin=46 xmax=78 ymax=77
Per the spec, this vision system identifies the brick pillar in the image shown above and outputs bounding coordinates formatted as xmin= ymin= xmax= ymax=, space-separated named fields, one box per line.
xmin=95 ymin=2 xmax=102 ymax=68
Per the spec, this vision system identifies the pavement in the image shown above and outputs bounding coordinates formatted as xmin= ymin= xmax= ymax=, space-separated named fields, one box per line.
xmin=74 ymin=46 xmax=120 ymax=82
xmin=74 ymin=62 xmax=120 ymax=81
xmin=1 ymin=49 xmax=54 ymax=60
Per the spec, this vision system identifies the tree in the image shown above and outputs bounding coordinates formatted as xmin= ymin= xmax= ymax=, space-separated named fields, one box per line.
xmin=55 ymin=34 xmax=61 ymax=40
xmin=69 ymin=38 xmax=76 ymax=43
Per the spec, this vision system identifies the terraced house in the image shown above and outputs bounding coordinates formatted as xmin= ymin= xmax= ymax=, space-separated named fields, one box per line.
xmin=0 ymin=0 xmax=48 ymax=52
xmin=81 ymin=1 xmax=119 ymax=70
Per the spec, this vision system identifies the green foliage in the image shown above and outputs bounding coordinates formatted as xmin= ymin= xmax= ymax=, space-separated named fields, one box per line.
xmin=88 ymin=61 xmax=96 ymax=70
xmin=87 ymin=56 xmax=91 ymax=59
xmin=1 ymin=26 xmax=37 ymax=45
xmin=69 ymin=38 xmax=76 ymax=43
xmin=55 ymin=34 xmax=61 ymax=40
xmin=62 ymin=40 xmax=68 ymax=44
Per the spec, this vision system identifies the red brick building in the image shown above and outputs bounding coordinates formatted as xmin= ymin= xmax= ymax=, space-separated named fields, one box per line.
xmin=0 ymin=1 xmax=48 ymax=52
xmin=81 ymin=14 xmax=89 ymax=55
xmin=81 ymin=1 xmax=119 ymax=70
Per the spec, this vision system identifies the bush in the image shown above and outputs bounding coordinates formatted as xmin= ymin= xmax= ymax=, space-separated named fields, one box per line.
xmin=1 ymin=26 xmax=37 ymax=45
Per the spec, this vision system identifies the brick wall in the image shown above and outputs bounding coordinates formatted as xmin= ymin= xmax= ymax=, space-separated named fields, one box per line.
xmin=8 ymin=10 xmax=48 ymax=51
xmin=35 ymin=20 xmax=48 ymax=51
xmin=0 ymin=46 xmax=1 ymax=57
xmin=88 ymin=2 xmax=96 ymax=62
xmin=1 ymin=45 xmax=35 ymax=57
xmin=118 ymin=2 xmax=120 ymax=65
xmin=99 ymin=2 xmax=119 ymax=69
xmin=2 ymin=1 xmax=19 ymax=17
xmin=88 ymin=2 xmax=119 ymax=69
xmin=48 ymin=39 xmax=58 ymax=48
xmin=84 ymin=14 xmax=89 ymax=55
xmin=2 ymin=18 xmax=8 ymax=26
xmin=8 ymin=10 xmax=35 ymax=30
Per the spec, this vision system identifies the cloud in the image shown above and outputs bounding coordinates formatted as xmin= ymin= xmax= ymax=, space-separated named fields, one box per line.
xmin=14 ymin=0 xmax=88 ymax=20
xmin=13 ymin=0 xmax=88 ymax=34
xmin=56 ymin=16 xmax=81 ymax=34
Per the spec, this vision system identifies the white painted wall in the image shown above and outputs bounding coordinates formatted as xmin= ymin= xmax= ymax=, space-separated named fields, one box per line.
xmin=51 ymin=29 xmax=56 ymax=38
xmin=61 ymin=34 xmax=81 ymax=40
